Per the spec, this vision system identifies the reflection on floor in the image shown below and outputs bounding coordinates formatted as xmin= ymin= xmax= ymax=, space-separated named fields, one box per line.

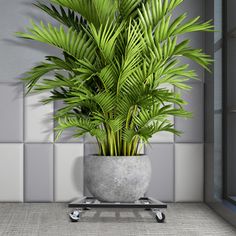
xmin=0 ymin=203 xmax=235 ymax=236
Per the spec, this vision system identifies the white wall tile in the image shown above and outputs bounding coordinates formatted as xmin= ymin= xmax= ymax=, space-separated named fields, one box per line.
xmin=0 ymin=144 xmax=23 ymax=202
xmin=55 ymin=144 xmax=84 ymax=202
xmin=175 ymin=144 xmax=204 ymax=202
xmin=25 ymin=92 xmax=54 ymax=142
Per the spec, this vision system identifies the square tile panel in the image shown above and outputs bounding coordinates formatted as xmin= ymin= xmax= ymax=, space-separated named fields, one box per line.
xmin=55 ymin=144 xmax=84 ymax=202
xmin=175 ymin=144 xmax=204 ymax=202
xmin=25 ymin=92 xmax=54 ymax=142
xmin=150 ymin=84 xmax=174 ymax=143
xmin=146 ymin=144 xmax=174 ymax=202
xmin=0 ymin=0 xmax=60 ymax=82
xmin=0 ymin=83 xmax=23 ymax=142
xmin=0 ymin=144 xmax=23 ymax=202
xmin=54 ymin=101 xmax=83 ymax=143
xmin=24 ymin=144 xmax=53 ymax=202
xmin=173 ymin=0 xmax=205 ymax=83
xmin=84 ymin=143 xmax=99 ymax=156
xmin=84 ymin=134 xmax=97 ymax=143
xmin=175 ymin=83 xmax=204 ymax=143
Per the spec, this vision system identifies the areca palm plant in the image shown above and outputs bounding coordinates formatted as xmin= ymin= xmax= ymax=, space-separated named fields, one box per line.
xmin=17 ymin=0 xmax=213 ymax=156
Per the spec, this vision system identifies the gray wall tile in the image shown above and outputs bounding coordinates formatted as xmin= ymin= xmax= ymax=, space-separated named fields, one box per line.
xmin=150 ymin=84 xmax=174 ymax=143
xmin=84 ymin=143 xmax=99 ymax=156
xmin=0 ymin=0 xmax=60 ymax=82
xmin=24 ymin=144 xmax=53 ymax=202
xmin=175 ymin=83 xmax=204 ymax=143
xmin=0 ymin=83 xmax=23 ymax=142
xmin=174 ymin=0 xmax=205 ymax=83
xmin=84 ymin=134 xmax=97 ymax=143
xmin=146 ymin=144 xmax=174 ymax=202
xmin=54 ymin=144 xmax=84 ymax=202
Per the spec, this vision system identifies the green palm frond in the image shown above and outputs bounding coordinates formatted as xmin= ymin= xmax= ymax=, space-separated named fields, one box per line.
xmin=51 ymin=0 xmax=118 ymax=29
xmin=18 ymin=0 xmax=213 ymax=156
xmin=117 ymin=21 xmax=144 ymax=94
xmin=118 ymin=0 xmax=143 ymax=20
xmin=22 ymin=61 xmax=63 ymax=92
xmin=34 ymin=2 xmax=86 ymax=31
xmin=138 ymin=0 xmax=184 ymax=29
xmin=89 ymin=21 xmax=124 ymax=62
xmin=16 ymin=21 xmax=96 ymax=61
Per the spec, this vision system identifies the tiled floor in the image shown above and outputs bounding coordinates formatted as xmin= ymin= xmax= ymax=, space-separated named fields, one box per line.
xmin=0 ymin=203 xmax=235 ymax=236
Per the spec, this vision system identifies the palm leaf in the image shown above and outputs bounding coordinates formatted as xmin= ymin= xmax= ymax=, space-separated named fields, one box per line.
xmin=51 ymin=0 xmax=118 ymax=29
xmin=34 ymin=2 xmax=86 ymax=31
xmin=16 ymin=21 xmax=96 ymax=61
xmin=18 ymin=0 xmax=213 ymax=156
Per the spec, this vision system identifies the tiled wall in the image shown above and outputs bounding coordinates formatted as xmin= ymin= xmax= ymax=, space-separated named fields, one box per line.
xmin=0 ymin=0 xmax=204 ymax=202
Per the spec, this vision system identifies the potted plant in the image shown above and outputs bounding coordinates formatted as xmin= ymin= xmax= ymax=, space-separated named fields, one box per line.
xmin=17 ymin=0 xmax=213 ymax=202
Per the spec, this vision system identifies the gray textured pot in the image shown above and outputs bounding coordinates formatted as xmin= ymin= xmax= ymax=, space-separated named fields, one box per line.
xmin=84 ymin=155 xmax=151 ymax=202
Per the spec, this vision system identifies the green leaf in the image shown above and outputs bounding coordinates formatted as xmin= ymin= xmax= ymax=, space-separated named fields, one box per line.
xmin=16 ymin=21 xmax=96 ymax=61
xmin=34 ymin=2 xmax=86 ymax=31
xmin=51 ymin=0 xmax=118 ymax=29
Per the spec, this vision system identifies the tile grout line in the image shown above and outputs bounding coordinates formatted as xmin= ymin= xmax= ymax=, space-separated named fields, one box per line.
xmin=173 ymin=143 xmax=176 ymax=203
xmin=83 ymin=137 xmax=85 ymax=197
xmin=173 ymin=85 xmax=176 ymax=203
xmin=53 ymin=101 xmax=55 ymax=203
xmin=23 ymin=83 xmax=26 ymax=203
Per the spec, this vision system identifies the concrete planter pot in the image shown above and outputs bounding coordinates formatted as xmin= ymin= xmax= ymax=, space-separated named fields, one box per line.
xmin=84 ymin=155 xmax=151 ymax=202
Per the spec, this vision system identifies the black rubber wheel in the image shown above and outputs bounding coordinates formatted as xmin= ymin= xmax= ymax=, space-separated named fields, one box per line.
xmin=155 ymin=212 xmax=165 ymax=223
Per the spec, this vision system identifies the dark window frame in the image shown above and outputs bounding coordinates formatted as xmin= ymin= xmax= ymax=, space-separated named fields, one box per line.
xmin=205 ymin=0 xmax=236 ymax=226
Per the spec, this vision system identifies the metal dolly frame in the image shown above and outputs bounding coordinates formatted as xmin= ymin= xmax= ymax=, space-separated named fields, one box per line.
xmin=69 ymin=196 xmax=167 ymax=223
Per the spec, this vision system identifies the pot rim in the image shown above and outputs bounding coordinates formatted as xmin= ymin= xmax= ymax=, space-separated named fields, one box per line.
xmin=87 ymin=154 xmax=148 ymax=158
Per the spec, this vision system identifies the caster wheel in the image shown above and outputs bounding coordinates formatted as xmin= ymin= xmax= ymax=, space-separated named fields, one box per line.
xmin=69 ymin=209 xmax=80 ymax=222
xmin=155 ymin=211 xmax=165 ymax=223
